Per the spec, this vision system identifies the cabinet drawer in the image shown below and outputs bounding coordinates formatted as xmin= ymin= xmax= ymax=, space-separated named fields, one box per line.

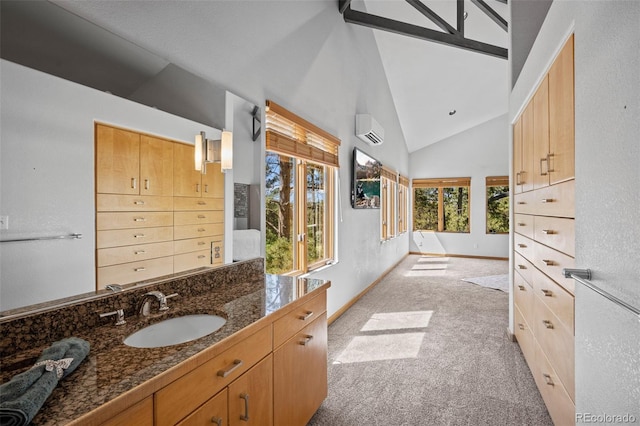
xmin=513 ymin=252 xmax=534 ymax=286
xmin=97 ymin=227 xmax=173 ymax=249
xmin=97 ymin=256 xmax=173 ymax=288
xmin=513 ymin=191 xmax=534 ymax=214
xmin=177 ymin=389 xmax=227 ymax=426
xmin=534 ymin=216 xmax=575 ymax=257
xmin=534 ymin=297 xmax=575 ymax=401
xmin=174 ymin=210 xmax=224 ymax=226
xmin=174 ymin=237 xmax=214 ymax=255
xmin=514 ymin=214 xmax=534 ymax=239
xmin=96 ymin=194 xmax=173 ymax=212
xmin=532 ymin=267 xmax=574 ymax=334
xmin=96 ymin=211 xmax=173 ymax=230
xmin=532 ymin=241 xmax=575 ymax=294
xmin=174 ymin=223 xmax=224 ymax=240
xmin=100 ymin=396 xmax=153 ymax=426
xmin=174 ymin=197 xmax=224 ymax=211
xmin=273 ymin=292 xmax=327 ymax=348
xmin=534 ymin=180 xmax=575 ymax=218
xmin=514 ymin=233 xmax=534 ymax=260
xmin=155 ymin=325 xmax=272 ymax=426
xmin=533 ymin=342 xmax=575 ymax=425
xmin=514 ymin=272 xmax=533 ymax=323
xmin=513 ymin=305 xmax=535 ymax=370
xmin=174 ymin=250 xmax=212 ymax=273
xmin=97 ymin=241 xmax=174 ymax=267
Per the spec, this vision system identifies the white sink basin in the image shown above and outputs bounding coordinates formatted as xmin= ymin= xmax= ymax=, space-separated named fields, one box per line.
xmin=124 ymin=314 xmax=226 ymax=348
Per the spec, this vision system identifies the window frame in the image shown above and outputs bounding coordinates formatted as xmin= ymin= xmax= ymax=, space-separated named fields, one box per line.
xmin=485 ymin=176 xmax=509 ymax=235
xmin=412 ymin=177 xmax=471 ymax=233
xmin=381 ymin=166 xmax=398 ymax=241
xmin=398 ymin=175 xmax=409 ymax=234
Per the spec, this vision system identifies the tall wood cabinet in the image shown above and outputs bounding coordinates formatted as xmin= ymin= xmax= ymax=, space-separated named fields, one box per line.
xmin=513 ymin=35 xmax=575 ymax=426
xmin=95 ymin=124 xmax=224 ymax=289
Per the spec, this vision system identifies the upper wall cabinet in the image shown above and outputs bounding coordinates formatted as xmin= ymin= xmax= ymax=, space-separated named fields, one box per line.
xmin=96 ymin=124 xmax=174 ymax=196
xmin=514 ymin=101 xmax=535 ymax=194
xmin=174 ymin=142 xmax=223 ymax=198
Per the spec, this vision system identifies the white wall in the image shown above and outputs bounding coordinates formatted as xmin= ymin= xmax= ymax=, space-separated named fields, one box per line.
xmin=0 ymin=60 xmax=222 ymax=311
xmin=510 ymin=1 xmax=640 ymax=418
xmin=409 ymin=114 xmax=510 ymax=259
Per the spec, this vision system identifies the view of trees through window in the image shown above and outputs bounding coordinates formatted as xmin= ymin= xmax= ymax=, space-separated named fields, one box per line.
xmin=413 ymin=180 xmax=470 ymax=232
xmin=487 ymin=184 xmax=509 ymax=233
xmin=306 ymin=163 xmax=325 ymax=265
xmin=265 ymin=153 xmax=294 ymax=274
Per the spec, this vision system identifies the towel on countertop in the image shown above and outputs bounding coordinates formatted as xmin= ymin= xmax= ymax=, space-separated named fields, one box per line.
xmin=0 ymin=337 xmax=90 ymax=426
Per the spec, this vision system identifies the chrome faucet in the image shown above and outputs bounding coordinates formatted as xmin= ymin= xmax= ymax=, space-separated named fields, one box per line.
xmin=138 ymin=291 xmax=169 ymax=316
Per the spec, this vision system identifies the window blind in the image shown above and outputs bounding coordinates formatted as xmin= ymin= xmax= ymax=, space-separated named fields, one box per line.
xmin=412 ymin=177 xmax=471 ymax=188
xmin=486 ymin=176 xmax=509 ymax=186
xmin=381 ymin=166 xmax=397 ymax=181
xmin=399 ymin=175 xmax=409 ymax=187
xmin=265 ymin=100 xmax=340 ymax=167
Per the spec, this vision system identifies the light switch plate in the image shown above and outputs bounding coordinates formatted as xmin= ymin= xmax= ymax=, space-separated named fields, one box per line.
xmin=0 ymin=216 xmax=8 ymax=230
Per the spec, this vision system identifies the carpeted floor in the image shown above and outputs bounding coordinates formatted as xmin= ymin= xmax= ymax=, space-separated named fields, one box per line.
xmin=307 ymin=255 xmax=553 ymax=426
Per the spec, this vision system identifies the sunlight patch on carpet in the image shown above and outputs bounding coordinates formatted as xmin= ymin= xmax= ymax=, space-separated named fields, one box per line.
xmin=361 ymin=311 xmax=433 ymax=332
xmin=333 ymin=333 xmax=424 ymax=364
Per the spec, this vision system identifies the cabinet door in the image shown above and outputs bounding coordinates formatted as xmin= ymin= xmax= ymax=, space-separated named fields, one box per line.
xmin=513 ymin=117 xmax=523 ymax=194
xmin=174 ymin=142 xmax=204 ymax=197
xmin=96 ymin=124 xmax=140 ymax=195
xmin=274 ymin=313 xmax=328 ymax=426
xmin=533 ymin=76 xmax=550 ymax=190
xmin=228 ymin=355 xmax=273 ymax=426
xmin=100 ymin=396 xmax=153 ymax=426
xmin=140 ymin=135 xmax=174 ymax=196
xmin=549 ymin=35 xmax=575 ymax=185
xmin=201 ymin=162 xmax=224 ymax=199
xmin=521 ymin=101 xmax=535 ymax=193
xmin=178 ymin=389 xmax=227 ymax=426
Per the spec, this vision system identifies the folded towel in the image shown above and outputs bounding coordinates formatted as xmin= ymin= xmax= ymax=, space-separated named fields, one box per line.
xmin=0 ymin=337 xmax=90 ymax=426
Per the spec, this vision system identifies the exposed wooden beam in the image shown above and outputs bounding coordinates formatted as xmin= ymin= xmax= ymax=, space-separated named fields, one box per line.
xmin=342 ymin=8 xmax=508 ymax=59
xmin=405 ymin=0 xmax=458 ymax=35
xmin=338 ymin=0 xmax=352 ymax=15
xmin=470 ymin=0 xmax=508 ymax=32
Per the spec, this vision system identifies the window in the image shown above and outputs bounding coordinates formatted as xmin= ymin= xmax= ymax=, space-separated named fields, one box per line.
xmin=381 ymin=166 xmax=397 ymax=241
xmin=398 ymin=175 xmax=409 ymax=234
xmin=413 ymin=177 xmax=470 ymax=233
xmin=265 ymin=101 xmax=339 ymax=275
xmin=486 ymin=176 xmax=509 ymax=234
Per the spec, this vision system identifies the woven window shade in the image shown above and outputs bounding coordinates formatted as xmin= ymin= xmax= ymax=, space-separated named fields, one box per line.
xmin=412 ymin=177 xmax=471 ymax=188
xmin=486 ymin=176 xmax=509 ymax=186
xmin=265 ymin=100 xmax=340 ymax=167
xmin=381 ymin=166 xmax=397 ymax=181
xmin=399 ymin=175 xmax=409 ymax=187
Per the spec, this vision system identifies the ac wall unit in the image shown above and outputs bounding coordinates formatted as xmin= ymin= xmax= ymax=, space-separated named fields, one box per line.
xmin=355 ymin=114 xmax=384 ymax=146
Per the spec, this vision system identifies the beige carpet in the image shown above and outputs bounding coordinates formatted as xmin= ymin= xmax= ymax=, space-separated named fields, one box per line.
xmin=308 ymin=255 xmax=552 ymax=426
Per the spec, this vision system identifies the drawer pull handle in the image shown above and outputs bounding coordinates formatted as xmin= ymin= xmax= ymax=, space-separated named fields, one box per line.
xmin=517 ymin=243 xmax=527 ymax=248
xmin=217 ymin=359 xmax=243 ymax=378
xmin=196 ymin=183 xmax=201 ymax=193
xmin=211 ymin=417 xmax=222 ymax=426
xmin=198 ymin=201 xmax=207 ymax=205
xmin=517 ymin=264 xmax=526 ymax=270
xmin=300 ymin=335 xmax=314 ymax=346
xmin=198 ymin=241 xmax=206 ymax=246
xmin=239 ymin=393 xmax=249 ymax=421
xmin=518 ymin=285 xmax=525 ymax=291
xmin=204 ymin=184 xmax=209 ymax=193
xmin=542 ymin=259 xmax=554 ymax=266
xmin=198 ymin=255 xmax=206 ymax=259
xmin=518 ymin=323 xmax=525 ymax=330
xmin=541 ymin=229 xmax=555 ymax=235
xmin=198 ymin=228 xmax=206 ymax=232
xmin=134 ymin=200 xmax=145 ymax=205
xmin=517 ymin=201 xmax=526 ymax=205
xmin=144 ymin=179 xmax=150 ymax=190
xmin=517 ymin=223 xmax=526 ymax=227
xmin=543 ymin=373 xmax=554 ymax=386
xmin=299 ymin=311 xmax=314 ymax=321
xmin=134 ymin=234 xmax=145 ymax=238
xmin=539 ymin=157 xmax=549 ymax=176
xmin=198 ymin=215 xmax=206 ymax=219
xmin=134 ymin=250 xmax=146 ymax=255
xmin=131 ymin=177 xmax=137 ymax=189
xmin=541 ymin=198 xmax=554 ymax=203
xmin=134 ymin=217 xmax=146 ymax=222
xmin=542 ymin=320 xmax=554 ymax=329
xmin=541 ymin=289 xmax=553 ymax=297
xmin=134 ymin=267 xmax=146 ymax=272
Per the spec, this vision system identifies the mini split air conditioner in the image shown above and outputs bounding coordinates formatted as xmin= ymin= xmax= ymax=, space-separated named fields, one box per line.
xmin=355 ymin=114 xmax=384 ymax=146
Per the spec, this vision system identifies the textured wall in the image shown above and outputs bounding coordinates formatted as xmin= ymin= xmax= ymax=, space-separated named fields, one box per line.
xmin=510 ymin=0 xmax=640 ymax=419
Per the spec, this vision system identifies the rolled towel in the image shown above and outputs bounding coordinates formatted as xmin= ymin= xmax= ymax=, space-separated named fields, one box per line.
xmin=0 ymin=337 xmax=90 ymax=426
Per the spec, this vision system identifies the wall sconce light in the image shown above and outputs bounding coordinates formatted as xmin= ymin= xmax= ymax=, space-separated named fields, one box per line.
xmin=195 ymin=130 xmax=233 ymax=174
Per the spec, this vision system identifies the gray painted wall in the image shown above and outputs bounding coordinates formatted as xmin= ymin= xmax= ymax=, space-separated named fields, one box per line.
xmin=510 ymin=0 xmax=640 ymax=419
xmin=409 ymin=114 xmax=510 ymax=258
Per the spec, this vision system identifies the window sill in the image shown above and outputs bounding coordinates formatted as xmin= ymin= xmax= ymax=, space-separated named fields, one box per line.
xmin=298 ymin=260 xmax=338 ymax=278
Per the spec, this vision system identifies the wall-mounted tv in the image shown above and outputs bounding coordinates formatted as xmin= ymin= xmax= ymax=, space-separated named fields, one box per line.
xmin=351 ymin=147 xmax=382 ymax=209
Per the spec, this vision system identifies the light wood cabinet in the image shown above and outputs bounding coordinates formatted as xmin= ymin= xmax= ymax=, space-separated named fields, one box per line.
xmin=174 ymin=143 xmax=223 ymax=199
xmin=177 ymin=389 xmax=227 ymax=426
xmin=100 ymin=396 xmax=153 ymax=426
xmin=514 ymin=103 xmax=535 ymax=194
xmin=228 ymin=355 xmax=273 ymax=426
xmin=512 ymin=35 xmax=575 ymax=425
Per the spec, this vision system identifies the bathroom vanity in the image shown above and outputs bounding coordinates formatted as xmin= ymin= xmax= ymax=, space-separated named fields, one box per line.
xmin=0 ymin=259 xmax=330 ymax=425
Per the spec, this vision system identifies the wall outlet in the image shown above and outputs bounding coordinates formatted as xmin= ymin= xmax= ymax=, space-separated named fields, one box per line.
xmin=473 ymin=243 xmax=479 ymax=249
xmin=0 ymin=216 xmax=8 ymax=230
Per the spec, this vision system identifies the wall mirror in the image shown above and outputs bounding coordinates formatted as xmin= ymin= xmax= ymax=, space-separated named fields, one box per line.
xmin=0 ymin=0 xmax=261 ymax=315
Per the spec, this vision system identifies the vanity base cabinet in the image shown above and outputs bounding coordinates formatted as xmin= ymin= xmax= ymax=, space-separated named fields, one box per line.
xmin=228 ymin=355 xmax=273 ymax=426
xmin=100 ymin=396 xmax=153 ymax=426
xmin=178 ymin=389 xmax=227 ymax=426
xmin=274 ymin=312 xmax=328 ymax=426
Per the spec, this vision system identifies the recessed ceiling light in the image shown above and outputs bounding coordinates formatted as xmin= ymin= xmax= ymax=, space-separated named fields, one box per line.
xmin=449 ymin=110 xmax=457 ymax=116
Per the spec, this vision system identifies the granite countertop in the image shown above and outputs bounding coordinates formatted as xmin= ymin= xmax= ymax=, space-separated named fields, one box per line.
xmin=0 ymin=273 xmax=329 ymax=425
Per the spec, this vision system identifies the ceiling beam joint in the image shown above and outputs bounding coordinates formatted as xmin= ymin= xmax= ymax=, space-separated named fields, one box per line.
xmin=405 ymin=0 xmax=458 ymax=35
xmin=338 ymin=0 xmax=352 ymax=15
xmin=470 ymin=0 xmax=508 ymax=32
